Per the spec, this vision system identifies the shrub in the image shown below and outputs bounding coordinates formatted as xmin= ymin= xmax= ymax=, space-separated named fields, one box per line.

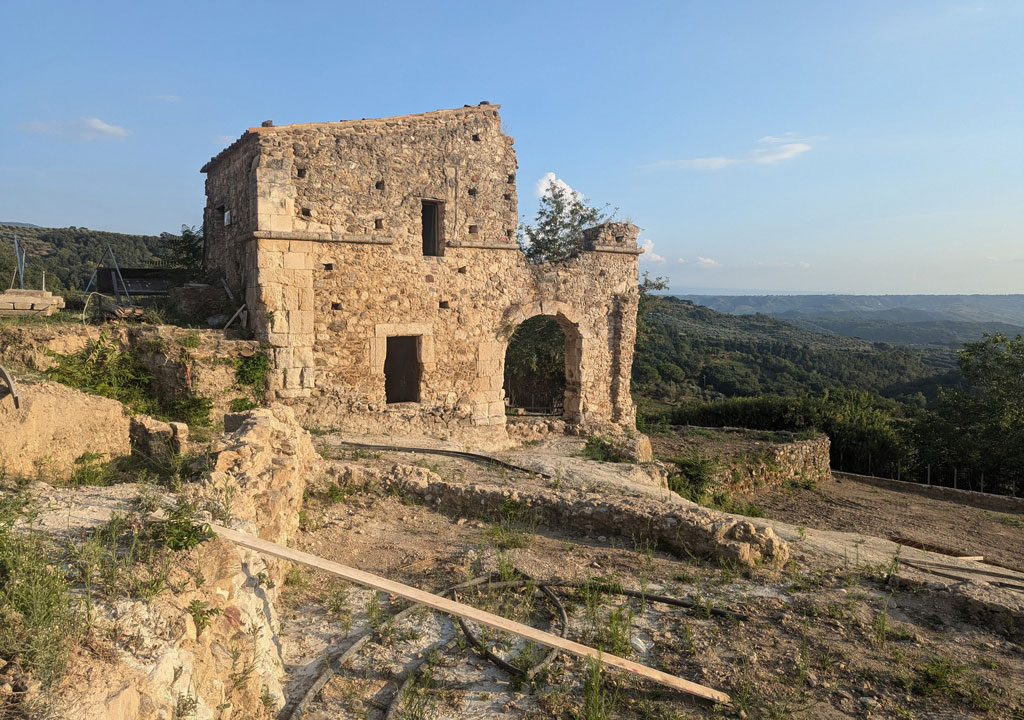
xmin=667 ymin=452 xmax=719 ymax=502
xmin=582 ymin=436 xmax=633 ymax=463
xmin=230 ymin=397 xmax=259 ymax=412
xmin=0 ymin=521 xmax=82 ymax=691
xmin=45 ymin=333 xmax=158 ymax=415
xmin=235 ymin=352 xmax=271 ymax=392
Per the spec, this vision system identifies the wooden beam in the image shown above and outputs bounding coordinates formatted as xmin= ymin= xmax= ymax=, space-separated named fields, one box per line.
xmin=210 ymin=523 xmax=731 ymax=704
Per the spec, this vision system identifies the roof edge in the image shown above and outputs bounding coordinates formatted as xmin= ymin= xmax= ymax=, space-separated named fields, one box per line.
xmin=201 ymin=103 xmax=501 ymax=174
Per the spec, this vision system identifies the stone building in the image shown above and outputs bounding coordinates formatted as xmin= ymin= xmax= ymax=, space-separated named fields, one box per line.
xmin=201 ymin=104 xmax=643 ymax=446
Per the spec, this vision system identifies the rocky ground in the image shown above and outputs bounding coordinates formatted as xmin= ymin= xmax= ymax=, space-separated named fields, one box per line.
xmin=2 ymin=419 xmax=1023 ymax=720
xmin=270 ymin=435 xmax=1024 ymax=720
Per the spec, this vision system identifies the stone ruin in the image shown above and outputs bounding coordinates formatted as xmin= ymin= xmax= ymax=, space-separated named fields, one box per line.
xmin=202 ymin=104 xmax=643 ymax=445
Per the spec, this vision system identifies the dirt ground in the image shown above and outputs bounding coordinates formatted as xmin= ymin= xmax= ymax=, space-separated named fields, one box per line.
xmin=737 ymin=472 xmax=1024 ymax=574
xmin=274 ymin=442 xmax=1024 ymax=720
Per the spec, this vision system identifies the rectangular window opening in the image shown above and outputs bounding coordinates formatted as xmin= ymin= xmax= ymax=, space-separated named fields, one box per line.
xmin=297 ymin=168 xmax=307 ymax=179
xmin=439 ymin=300 xmax=450 ymax=309
xmin=374 ymin=218 xmax=384 ymax=230
xmin=375 ymin=180 xmax=385 ymax=191
xmin=331 ymin=301 xmax=343 ymax=311
xmin=323 ymin=263 xmax=334 ymax=271
xmin=301 ymin=207 xmax=312 ymax=217
xmin=468 ymin=224 xmax=479 ymax=235
xmin=467 ymin=188 xmax=478 ymax=196
xmin=384 ymin=336 xmax=421 ymax=403
xmin=421 ymin=200 xmax=443 ymax=256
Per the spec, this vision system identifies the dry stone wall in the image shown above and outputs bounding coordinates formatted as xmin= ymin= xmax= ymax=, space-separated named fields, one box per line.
xmin=330 ymin=461 xmax=789 ymax=568
xmin=202 ymin=105 xmax=643 ymax=448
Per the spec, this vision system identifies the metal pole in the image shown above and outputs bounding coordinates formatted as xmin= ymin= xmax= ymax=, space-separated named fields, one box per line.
xmin=927 ymin=464 xmax=931 ymax=486
xmin=13 ymin=234 xmax=25 ymax=289
xmin=105 ymin=241 xmax=132 ymax=305
xmin=953 ymin=467 xmax=957 ymax=490
xmin=980 ymin=472 xmax=984 ymax=494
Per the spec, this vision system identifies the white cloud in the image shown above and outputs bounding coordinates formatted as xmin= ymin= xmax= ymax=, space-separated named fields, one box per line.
xmin=684 ymin=156 xmax=739 ymax=171
xmin=799 ymin=261 xmax=811 ymax=269
xmin=676 ymin=257 xmax=687 ymax=264
xmin=639 ymin=238 xmax=665 ymax=263
xmin=655 ymin=133 xmax=816 ymax=171
xmin=152 ymin=94 xmax=182 ymax=103
xmin=751 ymin=142 xmax=812 ymax=164
xmin=697 ymin=256 xmax=719 ymax=267
xmin=535 ymin=171 xmax=582 ymax=201
xmin=21 ymin=117 xmax=131 ymax=140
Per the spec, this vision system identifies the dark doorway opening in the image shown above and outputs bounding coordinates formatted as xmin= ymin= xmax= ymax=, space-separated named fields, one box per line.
xmin=421 ymin=200 xmax=443 ymax=256
xmin=503 ymin=316 xmax=567 ymax=414
xmin=385 ymin=336 xmax=420 ymax=403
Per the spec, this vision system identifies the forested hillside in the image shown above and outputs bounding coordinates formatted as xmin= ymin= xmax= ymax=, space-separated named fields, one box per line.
xmin=633 ymin=296 xmax=950 ymax=404
xmin=0 ymin=224 xmax=175 ymax=294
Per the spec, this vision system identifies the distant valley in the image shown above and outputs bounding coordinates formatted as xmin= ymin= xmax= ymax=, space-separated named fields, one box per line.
xmin=677 ymin=294 xmax=1024 ymax=347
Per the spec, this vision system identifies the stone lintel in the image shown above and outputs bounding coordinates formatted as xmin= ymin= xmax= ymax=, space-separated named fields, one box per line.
xmin=445 ymin=241 xmax=520 ymax=251
xmin=253 ymin=230 xmax=394 ymax=245
xmin=587 ymin=245 xmax=644 ymax=255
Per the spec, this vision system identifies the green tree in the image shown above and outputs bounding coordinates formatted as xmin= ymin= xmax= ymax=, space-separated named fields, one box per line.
xmin=518 ymin=178 xmax=611 ymax=263
xmin=158 ymin=224 xmax=204 ymax=278
xmin=915 ymin=333 xmax=1024 ymax=493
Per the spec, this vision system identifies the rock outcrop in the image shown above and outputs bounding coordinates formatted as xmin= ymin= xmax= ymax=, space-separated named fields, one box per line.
xmin=0 ymin=380 xmax=129 ymax=478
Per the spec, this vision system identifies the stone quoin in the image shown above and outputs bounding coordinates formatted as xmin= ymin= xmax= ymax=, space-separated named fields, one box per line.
xmin=201 ymin=104 xmax=643 ymax=445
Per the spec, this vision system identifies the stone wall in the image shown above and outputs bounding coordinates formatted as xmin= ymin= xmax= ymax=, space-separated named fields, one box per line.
xmin=724 ymin=435 xmax=832 ymax=494
xmin=202 ymin=105 xmax=642 ymax=447
xmin=0 ymin=324 xmax=263 ymax=421
xmin=331 ymin=461 xmax=789 ymax=568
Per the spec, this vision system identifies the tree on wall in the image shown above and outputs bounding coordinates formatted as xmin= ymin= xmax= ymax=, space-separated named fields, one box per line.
xmin=518 ymin=177 xmax=612 ymax=263
xmin=158 ymin=224 xmax=205 ymax=278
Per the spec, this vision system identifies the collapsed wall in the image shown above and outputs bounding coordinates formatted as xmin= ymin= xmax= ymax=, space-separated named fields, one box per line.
xmin=20 ymin=406 xmax=324 ymax=720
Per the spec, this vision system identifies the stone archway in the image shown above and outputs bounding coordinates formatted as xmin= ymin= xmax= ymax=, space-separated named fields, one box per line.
xmin=500 ymin=302 xmax=591 ymax=425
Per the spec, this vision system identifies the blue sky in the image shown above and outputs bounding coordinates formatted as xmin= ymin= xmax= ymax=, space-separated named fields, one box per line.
xmin=1 ymin=0 xmax=1021 ymax=294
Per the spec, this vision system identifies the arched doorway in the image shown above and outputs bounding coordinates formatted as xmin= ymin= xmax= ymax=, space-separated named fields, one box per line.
xmin=501 ymin=311 xmax=583 ymax=422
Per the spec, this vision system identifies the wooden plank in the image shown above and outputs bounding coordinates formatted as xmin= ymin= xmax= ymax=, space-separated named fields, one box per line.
xmin=210 ymin=523 xmax=731 ymax=704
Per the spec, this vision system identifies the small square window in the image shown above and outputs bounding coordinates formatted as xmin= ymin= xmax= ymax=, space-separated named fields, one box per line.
xmin=467 ymin=188 xmax=478 ymax=196
xmin=375 ymin=180 xmax=385 ymax=190
xmin=439 ymin=300 xmax=450 ymax=309
xmin=468 ymin=225 xmax=479 ymax=235
xmin=331 ymin=302 xmax=343 ymax=311
xmin=322 ymin=263 xmax=334 ymax=271
xmin=507 ymin=173 xmax=515 ymax=184
xmin=297 ymin=168 xmax=307 ymax=179
xmin=374 ymin=218 xmax=384 ymax=230
xmin=301 ymin=208 xmax=312 ymax=217
xmin=472 ymin=133 xmax=481 ymax=142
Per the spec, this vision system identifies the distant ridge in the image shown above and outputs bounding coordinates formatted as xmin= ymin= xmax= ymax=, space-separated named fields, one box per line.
xmin=0 ymin=222 xmax=41 ymax=228
xmin=678 ymin=294 xmax=1024 ymax=347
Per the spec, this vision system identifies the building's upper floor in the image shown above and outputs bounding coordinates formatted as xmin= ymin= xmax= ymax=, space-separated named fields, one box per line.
xmin=201 ymin=104 xmax=519 ymax=278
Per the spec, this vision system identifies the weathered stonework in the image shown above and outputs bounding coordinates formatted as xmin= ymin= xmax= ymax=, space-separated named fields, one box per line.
xmin=202 ymin=104 xmax=642 ymax=446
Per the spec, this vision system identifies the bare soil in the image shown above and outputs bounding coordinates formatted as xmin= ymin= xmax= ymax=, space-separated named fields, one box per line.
xmin=738 ymin=472 xmax=1024 ymax=574
xmin=275 ymin=443 xmax=1024 ymax=720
